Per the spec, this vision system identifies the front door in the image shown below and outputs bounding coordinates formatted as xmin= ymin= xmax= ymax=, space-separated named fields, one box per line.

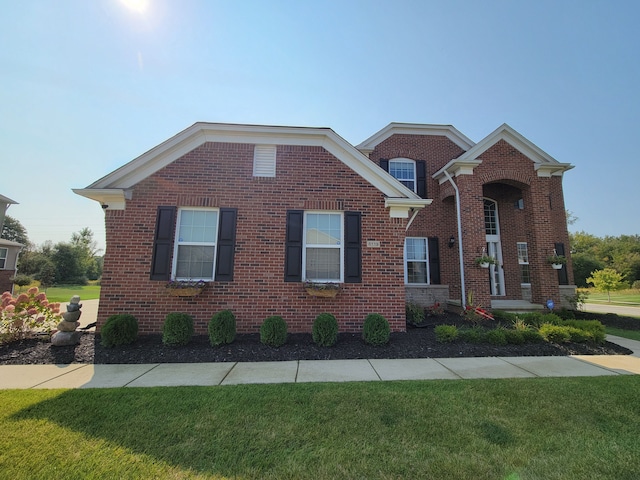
xmin=484 ymin=198 xmax=505 ymax=296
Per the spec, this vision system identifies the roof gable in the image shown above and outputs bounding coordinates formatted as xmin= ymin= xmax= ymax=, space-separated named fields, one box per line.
xmin=433 ymin=123 xmax=573 ymax=182
xmin=74 ymin=122 xmax=429 ymax=216
xmin=356 ymin=123 xmax=475 ymax=154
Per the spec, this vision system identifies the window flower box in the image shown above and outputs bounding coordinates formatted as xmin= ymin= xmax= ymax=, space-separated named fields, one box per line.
xmin=304 ymin=282 xmax=341 ymax=298
xmin=166 ymin=280 xmax=207 ymax=297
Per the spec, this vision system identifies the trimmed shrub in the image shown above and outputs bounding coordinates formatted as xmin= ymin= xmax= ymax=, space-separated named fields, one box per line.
xmin=504 ymin=329 xmax=525 ymax=345
xmin=260 ymin=316 xmax=287 ymax=347
xmin=362 ymin=313 xmax=390 ymax=346
xmin=556 ymin=308 xmax=576 ymax=320
xmin=162 ymin=312 xmax=194 ymax=346
xmin=491 ymin=310 xmax=517 ymax=323
xmin=101 ymin=314 xmax=138 ymax=347
xmin=562 ymin=319 xmax=606 ymax=344
xmin=405 ymin=302 xmax=425 ymax=324
xmin=521 ymin=329 xmax=544 ymax=343
xmin=435 ymin=324 xmax=458 ymax=343
xmin=539 ymin=323 xmax=571 ymax=344
xmin=208 ymin=310 xmax=237 ymax=346
xmin=519 ymin=312 xmax=544 ymax=328
xmin=541 ymin=313 xmax=563 ymax=325
xmin=485 ymin=328 xmax=507 ymax=346
xmin=312 ymin=313 xmax=339 ymax=347
xmin=459 ymin=326 xmax=484 ymax=343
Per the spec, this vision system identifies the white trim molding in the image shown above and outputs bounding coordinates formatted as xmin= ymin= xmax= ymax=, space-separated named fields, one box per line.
xmin=356 ymin=123 xmax=475 ymax=154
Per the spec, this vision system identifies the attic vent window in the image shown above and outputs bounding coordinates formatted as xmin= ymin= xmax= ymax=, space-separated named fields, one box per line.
xmin=253 ymin=145 xmax=276 ymax=177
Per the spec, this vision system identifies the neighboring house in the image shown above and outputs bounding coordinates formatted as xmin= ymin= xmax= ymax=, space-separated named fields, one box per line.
xmin=0 ymin=195 xmax=22 ymax=294
xmin=75 ymin=122 xmax=575 ymax=334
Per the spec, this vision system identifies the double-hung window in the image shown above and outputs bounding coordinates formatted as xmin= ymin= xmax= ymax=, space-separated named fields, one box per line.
xmin=405 ymin=237 xmax=429 ymax=284
xmin=303 ymin=212 xmax=343 ymax=282
xmin=517 ymin=242 xmax=531 ymax=284
xmin=0 ymin=248 xmax=7 ymax=269
xmin=173 ymin=208 xmax=218 ymax=280
xmin=389 ymin=159 xmax=417 ymax=192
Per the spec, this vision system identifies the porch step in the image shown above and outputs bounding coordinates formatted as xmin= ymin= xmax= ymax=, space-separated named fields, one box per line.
xmin=491 ymin=300 xmax=545 ymax=312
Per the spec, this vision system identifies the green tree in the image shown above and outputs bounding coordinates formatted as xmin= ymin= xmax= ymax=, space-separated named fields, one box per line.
xmin=587 ymin=268 xmax=626 ymax=302
xmin=1 ymin=215 xmax=29 ymax=245
xmin=52 ymin=243 xmax=86 ymax=285
xmin=571 ymin=253 xmax=603 ymax=287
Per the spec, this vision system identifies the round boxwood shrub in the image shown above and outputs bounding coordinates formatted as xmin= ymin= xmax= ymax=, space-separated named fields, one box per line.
xmin=162 ymin=312 xmax=194 ymax=346
xmin=312 ymin=313 xmax=339 ymax=347
xmin=208 ymin=310 xmax=237 ymax=346
xmin=101 ymin=314 xmax=138 ymax=347
xmin=260 ymin=316 xmax=288 ymax=347
xmin=539 ymin=323 xmax=571 ymax=344
xmin=485 ymin=328 xmax=508 ymax=345
xmin=362 ymin=313 xmax=390 ymax=346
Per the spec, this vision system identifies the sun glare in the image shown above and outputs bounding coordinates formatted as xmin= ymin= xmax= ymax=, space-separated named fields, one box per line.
xmin=120 ymin=0 xmax=149 ymax=14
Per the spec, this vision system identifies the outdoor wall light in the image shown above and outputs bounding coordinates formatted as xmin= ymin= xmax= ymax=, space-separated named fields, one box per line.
xmin=448 ymin=236 xmax=455 ymax=248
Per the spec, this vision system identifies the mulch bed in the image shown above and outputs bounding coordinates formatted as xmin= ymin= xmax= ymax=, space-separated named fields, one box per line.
xmin=0 ymin=311 xmax=636 ymax=365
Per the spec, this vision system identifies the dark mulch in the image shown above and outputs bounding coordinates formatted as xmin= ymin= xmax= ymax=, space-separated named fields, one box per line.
xmin=0 ymin=311 xmax=636 ymax=365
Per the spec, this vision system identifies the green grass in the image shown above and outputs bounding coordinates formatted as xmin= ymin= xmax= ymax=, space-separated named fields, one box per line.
xmin=2 ymin=377 xmax=640 ymax=479
xmin=606 ymin=327 xmax=640 ymax=341
xmin=584 ymin=288 xmax=640 ymax=306
xmin=38 ymin=284 xmax=101 ymax=302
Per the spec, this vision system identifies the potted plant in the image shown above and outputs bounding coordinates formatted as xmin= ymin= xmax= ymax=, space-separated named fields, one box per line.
xmin=303 ymin=281 xmax=341 ymax=298
xmin=474 ymin=254 xmax=496 ymax=268
xmin=547 ymin=251 xmax=567 ymax=270
xmin=165 ymin=279 xmax=207 ymax=297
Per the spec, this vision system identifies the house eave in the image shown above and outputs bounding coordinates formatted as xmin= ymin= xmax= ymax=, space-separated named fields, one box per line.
xmin=432 ymin=160 xmax=483 ymax=184
xmin=384 ymin=198 xmax=432 ymax=218
xmin=72 ymin=188 xmax=131 ymax=210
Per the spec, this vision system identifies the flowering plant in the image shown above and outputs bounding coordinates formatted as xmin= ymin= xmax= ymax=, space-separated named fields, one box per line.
xmin=546 ymin=251 xmax=567 ymax=265
xmin=426 ymin=302 xmax=445 ymax=316
xmin=0 ymin=287 xmax=61 ymax=344
xmin=165 ymin=279 xmax=207 ymax=290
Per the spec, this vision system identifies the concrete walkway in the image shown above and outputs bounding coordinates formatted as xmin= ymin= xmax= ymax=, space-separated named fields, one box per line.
xmin=1 ymin=335 xmax=639 ymax=389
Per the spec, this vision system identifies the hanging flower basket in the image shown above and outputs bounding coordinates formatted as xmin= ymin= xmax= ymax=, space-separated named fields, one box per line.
xmin=166 ymin=280 xmax=207 ymax=297
xmin=304 ymin=282 xmax=341 ymax=298
xmin=551 ymin=263 xmax=563 ymax=270
xmin=547 ymin=250 xmax=567 ymax=270
xmin=474 ymin=255 xmax=496 ymax=269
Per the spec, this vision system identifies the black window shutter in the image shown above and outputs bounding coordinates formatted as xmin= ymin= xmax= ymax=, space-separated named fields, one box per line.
xmin=428 ymin=237 xmax=441 ymax=285
xmin=284 ymin=210 xmax=303 ymax=282
xmin=380 ymin=159 xmax=389 ymax=172
xmin=344 ymin=212 xmax=362 ymax=283
xmin=215 ymin=208 xmax=237 ymax=282
xmin=416 ymin=160 xmax=427 ymax=198
xmin=555 ymin=242 xmax=569 ymax=285
xmin=150 ymin=206 xmax=176 ymax=281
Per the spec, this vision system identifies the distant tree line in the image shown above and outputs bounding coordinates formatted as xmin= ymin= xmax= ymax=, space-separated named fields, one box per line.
xmin=570 ymin=232 xmax=640 ymax=288
xmin=1 ymin=216 xmax=103 ymax=286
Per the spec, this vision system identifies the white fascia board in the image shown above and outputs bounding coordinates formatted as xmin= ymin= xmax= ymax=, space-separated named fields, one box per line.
xmin=72 ymin=188 xmax=130 ymax=210
xmin=0 ymin=194 xmax=19 ymax=205
xmin=356 ymin=123 xmax=475 ymax=154
xmin=535 ymin=163 xmax=575 ymax=177
xmin=83 ymin=122 xmax=420 ymax=200
xmin=384 ymin=198 xmax=432 ymax=218
xmin=432 ymin=159 xmax=482 ymax=184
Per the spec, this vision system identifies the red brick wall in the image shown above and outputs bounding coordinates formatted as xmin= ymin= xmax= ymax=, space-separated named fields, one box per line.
xmin=98 ymin=142 xmax=408 ymax=335
xmin=366 ymin=135 xmax=572 ymax=309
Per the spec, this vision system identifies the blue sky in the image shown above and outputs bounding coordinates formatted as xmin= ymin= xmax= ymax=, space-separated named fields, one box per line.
xmin=1 ymin=0 xmax=638 ymax=252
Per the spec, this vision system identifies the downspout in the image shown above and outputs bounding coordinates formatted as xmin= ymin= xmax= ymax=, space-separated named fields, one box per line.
xmin=443 ymin=170 xmax=466 ymax=308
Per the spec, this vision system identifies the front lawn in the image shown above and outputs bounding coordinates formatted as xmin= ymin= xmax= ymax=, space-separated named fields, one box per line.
xmin=2 ymin=377 xmax=639 ymax=479
xmin=38 ymin=284 xmax=101 ymax=302
xmin=606 ymin=327 xmax=640 ymax=341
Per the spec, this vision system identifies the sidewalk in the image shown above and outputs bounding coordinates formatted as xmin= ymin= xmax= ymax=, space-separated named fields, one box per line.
xmin=1 ymin=335 xmax=639 ymax=389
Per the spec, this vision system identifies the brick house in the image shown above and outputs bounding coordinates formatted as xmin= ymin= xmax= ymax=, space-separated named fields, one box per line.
xmin=0 ymin=195 xmax=22 ymax=294
xmin=75 ymin=122 xmax=575 ymax=334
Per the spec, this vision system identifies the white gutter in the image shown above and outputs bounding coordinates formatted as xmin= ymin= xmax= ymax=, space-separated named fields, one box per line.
xmin=443 ymin=170 xmax=466 ymax=308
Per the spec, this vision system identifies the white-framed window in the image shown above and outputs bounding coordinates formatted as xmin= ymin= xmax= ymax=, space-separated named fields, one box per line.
xmin=0 ymin=248 xmax=7 ymax=269
xmin=517 ymin=242 xmax=531 ymax=284
xmin=405 ymin=237 xmax=429 ymax=284
xmin=172 ymin=208 xmax=219 ymax=280
xmin=389 ymin=159 xmax=417 ymax=192
xmin=303 ymin=212 xmax=343 ymax=282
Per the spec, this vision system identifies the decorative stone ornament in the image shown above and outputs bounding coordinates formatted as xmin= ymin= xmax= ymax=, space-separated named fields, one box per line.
xmin=51 ymin=295 xmax=82 ymax=346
